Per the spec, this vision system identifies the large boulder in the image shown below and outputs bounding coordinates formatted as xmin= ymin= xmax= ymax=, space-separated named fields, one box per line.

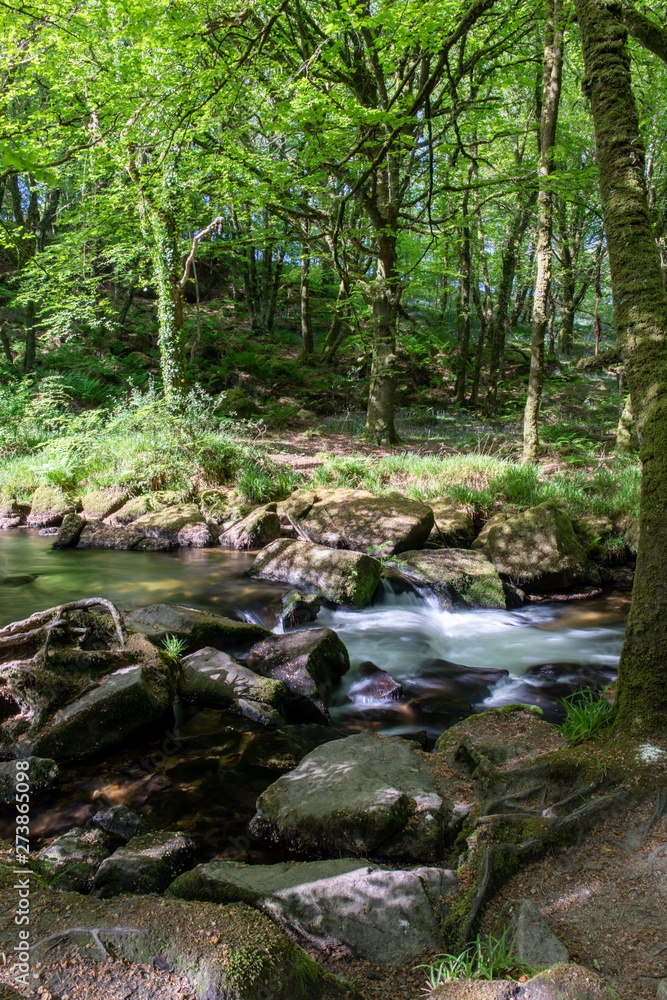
xmin=0 ymin=852 xmax=357 ymax=1000
xmin=26 ymin=486 xmax=75 ymax=528
xmin=472 ymin=500 xmax=588 ymax=590
xmin=124 ymin=604 xmax=269 ymax=653
xmin=386 ymin=549 xmax=506 ymax=610
xmin=30 ymin=660 xmax=175 ymax=763
xmin=286 ymin=488 xmax=434 ymax=557
xmin=180 ymin=647 xmax=287 ymax=708
xmin=215 ymin=387 xmax=262 ymax=419
xmin=107 ymin=490 xmax=184 ymax=526
xmin=248 ymin=539 xmax=381 ymax=608
xmin=130 ymin=503 xmax=214 ymax=547
xmin=0 ymin=756 xmax=59 ymax=804
xmin=429 ymin=501 xmax=475 ymax=548
xmin=94 ymin=831 xmax=195 ymax=898
xmin=250 ymin=731 xmax=454 ymax=863
xmin=81 ymin=488 xmax=131 ymax=521
xmin=245 ymin=629 xmax=350 ymax=724
xmin=37 ymin=826 xmax=112 ymax=893
xmin=167 ymin=858 xmax=372 ymax=906
xmin=167 ymin=858 xmax=457 ymax=964
xmin=220 ymin=503 xmax=281 ymax=550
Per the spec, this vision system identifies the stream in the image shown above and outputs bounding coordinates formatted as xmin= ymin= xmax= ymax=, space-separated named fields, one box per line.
xmin=0 ymin=531 xmax=628 ymax=860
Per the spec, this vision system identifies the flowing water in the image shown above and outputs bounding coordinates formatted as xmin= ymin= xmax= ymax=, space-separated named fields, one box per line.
xmin=0 ymin=531 xmax=629 ymax=858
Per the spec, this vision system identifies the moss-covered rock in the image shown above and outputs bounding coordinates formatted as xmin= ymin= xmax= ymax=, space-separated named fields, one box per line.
xmin=52 ymin=512 xmax=85 ymax=549
xmin=435 ymin=705 xmax=564 ymax=775
xmin=179 ymin=647 xmax=287 ymax=708
xmin=37 ymin=826 xmax=112 ymax=893
xmin=430 ymin=965 xmax=621 ymax=1000
xmin=76 ymin=522 xmax=173 ymax=550
xmin=246 ymin=629 xmax=349 ymax=723
xmin=107 ymin=490 xmax=184 ymax=526
xmin=215 ymin=387 xmax=262 ymax=419
xmin=250 ymin=731 xmax=455 ymax=863
xmin=220 ymin=503 xmax=281 ymax=550
xmin=124 ymin=603 xmax=269 ymax=653
xmin=92 ymin=803 xmax=150 ymax=841
xmin=472 ymin=500 xmax=587 ymax=590
xmin=429 ymin=501 xmax=476 ymax=548
xmin=94 ymin=831 xmax=194 ymax=897
xmin=248 ymin=539 xmax=381 ymax=608
xmin=290 ymin=489 xmax=434 ymax=558
xmin=26 ymin=486 xmax=76 ymax=528
xmin=130 ymin=503 xmax=214 ymax=547
xmin=386 ymin=549 xmax=506 ymax=610
xmin=81 ymin=488 xmax=132 ymax=521
xmin=280 ymin=591 xmax=321 ymax=629
xmin=0 ymin=756 xmax=59 ymax=804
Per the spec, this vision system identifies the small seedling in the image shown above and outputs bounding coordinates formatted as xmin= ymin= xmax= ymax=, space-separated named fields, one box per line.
xmin=162 ymin=634 xmax=188 ymax=660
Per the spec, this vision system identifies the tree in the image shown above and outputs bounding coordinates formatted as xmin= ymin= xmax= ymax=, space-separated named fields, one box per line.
xmin=575 ymin=0 xmax=667 ymax=734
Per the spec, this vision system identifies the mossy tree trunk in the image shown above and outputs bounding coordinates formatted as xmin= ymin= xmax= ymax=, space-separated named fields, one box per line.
xmin=149 ymin=205 xmax=187 ymax=408
xmin=615 ymin=392 xmax=635 ymax=452
xmin=523 ymin=0 xmax=565 ymax=463
xmin=575 ymin=0 xmax=667 ymax=734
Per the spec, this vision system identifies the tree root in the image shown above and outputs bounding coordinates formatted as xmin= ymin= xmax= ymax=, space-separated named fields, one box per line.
xmin=0 ymin=599 xmax=127 ymax=658
xmin=648 ymin=843 xmax=667 ymax=874
xmin=31 ymin=926 xmax=148 ymax=958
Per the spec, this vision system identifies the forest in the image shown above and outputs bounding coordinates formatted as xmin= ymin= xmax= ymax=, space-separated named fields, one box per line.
xmin=1 ymin=0 xmax=667 ymax=999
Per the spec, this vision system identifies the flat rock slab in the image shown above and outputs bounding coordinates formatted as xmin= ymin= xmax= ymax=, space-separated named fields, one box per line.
xmin=167 ymin=858 xmax=372 ymax=906
xmin=249 ymin=538 xmax=381 ymax=608
xmin=220 ymin=503 xmax=281 ymax=549
xmin=264 ymin=865 xmax=457 ymax=964
xmin=472 ymin=500 xmax=588 ymax=590
xmin=386 ymin=549 xmax=506 ymax=610
xmin=180 ymin=647 xmax=286 ymax=707
xmin=37 ymin=826 xmax=112 ymax=893
xmin=124 ymin=603 xmax=269 ymax=653
xmin=250 ymin=731 xmax=453 ymax=863
xmin=290 ymin=490 xmax=434 ymax=558
xmin=130 ymin=503 xmax=214 ymax=547
xmin=30 ymin=664 xmax=173 ymax=763
xmin=246 ymin=629 xmax=350 ymax=724
xmin=94 ymin=831 xmax=195 ymax=897
xmin=0 ymin=756 xmax=59 ymax=804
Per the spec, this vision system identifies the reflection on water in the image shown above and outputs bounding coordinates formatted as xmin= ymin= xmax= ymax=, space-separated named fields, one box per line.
xmin=0 ymin=530 xmax=287 ymax=626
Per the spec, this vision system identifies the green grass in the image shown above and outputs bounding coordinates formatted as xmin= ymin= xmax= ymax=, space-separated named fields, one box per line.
xmin=309 ymin=450 xmax=639 ymax=520
xmin=559 ymin=689 xmax=614 ymax=743
xmin=418 ymin=931 xmax=533 ymax=993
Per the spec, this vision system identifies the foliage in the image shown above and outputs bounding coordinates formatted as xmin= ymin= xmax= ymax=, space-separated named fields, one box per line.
xmin=418 ymin=931 xmax=533 ymax=993
xmin=162 ymin=634 xmax=188 ymax=660
xmin=559 ymin=689 xmax=614 ymax=743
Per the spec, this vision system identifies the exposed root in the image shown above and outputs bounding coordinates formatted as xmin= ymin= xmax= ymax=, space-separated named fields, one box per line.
xmin=637 ymin=790 xmax=666 ymax=845
xmin=0 ymin=599 xmax=127 ymax=658
xmin=31 ymin=926 xmax=148 ymax=958
xmin=647 ymin=843 xmax=667 ymax=874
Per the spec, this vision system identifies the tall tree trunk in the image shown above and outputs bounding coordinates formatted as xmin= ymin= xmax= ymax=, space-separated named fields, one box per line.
xmin=364 ymin=232 xmax=400 ymax=445
xmin=322 ymin=277 xmax=351 ymax=363
xmin=523 ymin=0 xmax=565 ymax=463
xmin=149 ymin=206 xmax=186 ymax=406
xmin=575 ymin=0 xmax=667 ymax=734
xmin=299 ymin=243 xmax=313 ymax=361
xmin=454 ymin=201 xmax=472 ymax=406
xmin=23 ymin=300 xmax=36 ymax=374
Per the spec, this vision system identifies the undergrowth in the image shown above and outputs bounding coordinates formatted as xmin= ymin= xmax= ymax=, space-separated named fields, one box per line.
xmin=418 ymin=931 xmax=533 ymax=993
xmin=559 ymin=689 xmax=614 ymax=743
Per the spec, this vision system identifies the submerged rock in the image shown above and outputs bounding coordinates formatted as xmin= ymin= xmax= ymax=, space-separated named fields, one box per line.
xmin=38 ymin=827 xmax=112 ymax=893
xmin=250 ymin=731 xmax=454 ymax=863
xmin=220 ymin=503 xmax=281 ymax=550
xmin=26 ymin=486 xmax=76 ymax=528
xmin=94 ymin=830 xmax=195 ymax=898
xmin=248 ymin=538 xmax=381 ymax=608
xmin=386 ymin=548 xmax=506 ymax=610
xmin=348 ymin=662 xmax=403 ymax=704
xmin=124 ymin=603 xmax=269 ymax=653
xmin=246 ymin=628 xmax=350 ymax=724
xmin=180 ymin=646 xmax=286 ymax=707
xmin=472 ymin=500 xmax=588 ymax=590
xmin=130 ymin=503 xmax=214 ymax=547
xmin=0 ymin=756 xmax=60 ymax=804
xmin=92 ymin=803 xmax=150 ymax=841
xmin=288 ymin=488 xmax=434 ymax=557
